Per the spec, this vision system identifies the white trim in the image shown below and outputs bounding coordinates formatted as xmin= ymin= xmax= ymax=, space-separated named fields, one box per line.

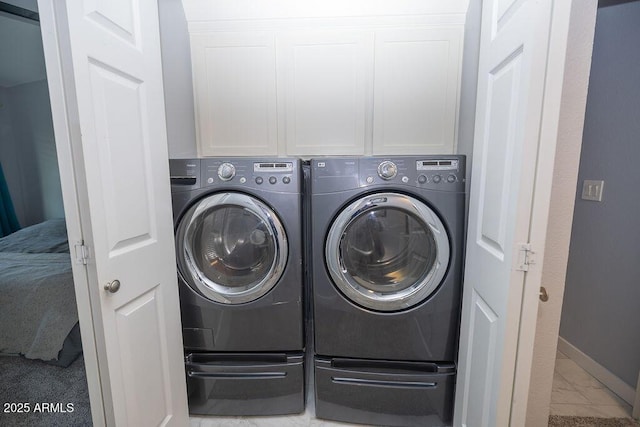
xmin=181 ymin=0 xmax=470 ymax=23
xmin=558 ymin=336 xmax=635 ymax=405
xmin=186 ymin=16 xmax=466 ymax=33
xmin=633 ymin=371 xmax=640 ymax=419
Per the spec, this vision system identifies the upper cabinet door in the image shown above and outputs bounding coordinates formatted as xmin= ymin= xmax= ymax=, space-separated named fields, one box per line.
xmin=184 ymin=4 xmax=465 ymax=157
xmin=277 ymin=31 xmax=373 ymax=157
xmin=190 ymin=32 xmax=278 ymax=156
xmin=372 ymin=28 xmax=463 ymax=155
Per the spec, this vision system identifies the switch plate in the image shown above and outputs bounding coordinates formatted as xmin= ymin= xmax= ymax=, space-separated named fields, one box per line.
xmin=581 ymin=180 xmax=604 ymax=201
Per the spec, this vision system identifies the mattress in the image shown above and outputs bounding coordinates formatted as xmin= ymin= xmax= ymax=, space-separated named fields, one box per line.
xmin=0 ymin=218 xmax=69 ymax=253
xmin=0 ymin=252 xmax=79 ymax=365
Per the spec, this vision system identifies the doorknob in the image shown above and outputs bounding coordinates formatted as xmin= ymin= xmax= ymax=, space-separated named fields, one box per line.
xmin=539 ymin=286 xmax=549 ymax=302
xmin=104 ymin=279 xmax=121 ymax=293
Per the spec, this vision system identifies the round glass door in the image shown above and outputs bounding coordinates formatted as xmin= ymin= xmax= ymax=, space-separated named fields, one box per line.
xmin=325 ymin=192 xmax=450 ymax=312
xmin=176 ymin=192 xmax=288 ymax=304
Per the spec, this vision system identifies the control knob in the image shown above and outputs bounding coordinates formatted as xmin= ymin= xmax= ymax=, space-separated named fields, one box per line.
xmin=217 ymin=163 xmax=236 ymax=181
xmin=377 ymin=161 xmax=398 ymax=180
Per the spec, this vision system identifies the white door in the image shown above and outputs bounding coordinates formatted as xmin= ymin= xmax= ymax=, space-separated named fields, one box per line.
xmin=454 ymin=0 xmax=557 ymax=425
xmin=38 ymin=0 xmax=189 ymax=425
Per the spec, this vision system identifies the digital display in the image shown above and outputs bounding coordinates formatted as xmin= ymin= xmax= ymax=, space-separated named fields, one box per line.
xmin=416 ymin=159 xmax=459 ymax=171
xmin=254 ymin=162 xmax=294 ymax=172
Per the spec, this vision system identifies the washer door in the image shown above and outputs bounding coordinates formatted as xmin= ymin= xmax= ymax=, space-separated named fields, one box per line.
xmin=176 ymin=192 xmax=288 ymax=304
xmin=326 ymin=192 xmax=450 ymax=312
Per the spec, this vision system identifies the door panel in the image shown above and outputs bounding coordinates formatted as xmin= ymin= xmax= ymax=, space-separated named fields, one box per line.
xmin=115 ymin=287 xmax=170 ymax=426
xmin=88 ymin=60 xmax=156 ymax=253
xmin=84 ymin=0 xmax=137 ymax=44
xmin=478 ymin=51 xmax=522 ymax=255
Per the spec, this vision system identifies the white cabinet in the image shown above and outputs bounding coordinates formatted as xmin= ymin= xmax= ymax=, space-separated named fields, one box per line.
xmin=184 ymin=3 xmax=465 ymax=157
xmin=190 ymin=33 xmax=278 ymax=156
xmin=277 ymin=31 xmax=373 ymax=156
xmin=373 ymin=28 xmax=462 ymax=155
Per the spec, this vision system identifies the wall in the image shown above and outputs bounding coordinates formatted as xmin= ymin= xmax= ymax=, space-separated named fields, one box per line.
xmin=0 ymin=80 xmax=63 ymax=227
xmin=456 ymin=0 xmax=482 ymax=186
xmin=560 ymin=0 xmax=640 ymax=390
xmin=158 ymin=0 xmax=198 ymax=159
xmin=0 ymin=87 xmax=22 ymax=221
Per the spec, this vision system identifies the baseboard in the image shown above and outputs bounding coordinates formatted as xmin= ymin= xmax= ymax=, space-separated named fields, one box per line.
xmin=558 ymin=336 xmax=635 ymax=405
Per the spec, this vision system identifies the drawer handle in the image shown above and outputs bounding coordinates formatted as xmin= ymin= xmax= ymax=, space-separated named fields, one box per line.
xmin=332 ymin=377 xmax=437 ymax=389
xmin=188 ymin=371 xmax=286 ymax=380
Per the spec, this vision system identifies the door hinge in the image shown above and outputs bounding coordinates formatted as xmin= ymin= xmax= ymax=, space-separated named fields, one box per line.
xmin=516 ymin=243 xmax=535 ymax=272
xmin=74 ymin=241 xmax=90 ymax=265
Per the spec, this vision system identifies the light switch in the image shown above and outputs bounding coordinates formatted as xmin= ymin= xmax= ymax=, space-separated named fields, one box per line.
xmin=581 ymin=180 xmax=604 ymax=202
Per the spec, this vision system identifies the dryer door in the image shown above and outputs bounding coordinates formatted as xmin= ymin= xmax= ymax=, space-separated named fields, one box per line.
xmin=326 ymin=192 xmax=450 ymax=312
xmin=176 ymin=192 xmax=288 ymax=304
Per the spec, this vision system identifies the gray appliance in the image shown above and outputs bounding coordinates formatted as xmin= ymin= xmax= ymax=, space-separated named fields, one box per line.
xmin=170 ymin=158 xmax=304 ymax=416
xmin=310 ymin=156 xmax=466 ymax=427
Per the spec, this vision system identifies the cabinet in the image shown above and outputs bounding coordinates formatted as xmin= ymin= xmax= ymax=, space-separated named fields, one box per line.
xmin=373 ymin=28 xmax=462 ymax=155
xmin=189 ymin=33 xmax=278 ymax=156
xmin=277 ymin=31 xmax=372 ymax=156
xmin=183 ymin=2 xmax=465 ymax=157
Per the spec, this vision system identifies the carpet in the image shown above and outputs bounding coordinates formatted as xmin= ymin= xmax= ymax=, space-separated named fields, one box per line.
xmin=0 ymin=354 xmax=92 ymax=426
xmin=549 ymin=416 xmax=640 ymax=426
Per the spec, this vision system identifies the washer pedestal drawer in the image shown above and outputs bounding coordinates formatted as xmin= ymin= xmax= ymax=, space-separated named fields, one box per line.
xmin=186 ymin=352 xmax=304 ymax=416
xmin=314 ymin=357 xmax=455 ymax=427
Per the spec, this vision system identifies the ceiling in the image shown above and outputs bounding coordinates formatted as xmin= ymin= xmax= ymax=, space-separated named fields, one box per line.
xmin=0 ymin=1 xmax=46 ymax=88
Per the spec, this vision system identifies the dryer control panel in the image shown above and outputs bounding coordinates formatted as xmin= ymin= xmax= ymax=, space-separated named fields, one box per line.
xmin=312 ymin=156 xmax=465 ymax=193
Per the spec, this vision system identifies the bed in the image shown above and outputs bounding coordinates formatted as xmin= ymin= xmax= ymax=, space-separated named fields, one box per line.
xmin=0 ymin=219 xmax=82 ymax=367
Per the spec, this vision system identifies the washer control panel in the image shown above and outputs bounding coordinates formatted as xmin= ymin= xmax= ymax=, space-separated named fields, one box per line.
xmin=200 ymin=158 xmax=299 ymax=192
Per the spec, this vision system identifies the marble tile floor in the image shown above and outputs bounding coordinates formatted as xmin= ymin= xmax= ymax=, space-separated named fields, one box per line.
xmin=550 ymin=350 xmax=633 ymax=418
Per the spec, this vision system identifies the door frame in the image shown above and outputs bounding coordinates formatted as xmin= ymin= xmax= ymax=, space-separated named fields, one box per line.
xmin=511 ymin=0 xmax=598 ymax=423
xmin=523 ymin=1 xmax=640 ymax=422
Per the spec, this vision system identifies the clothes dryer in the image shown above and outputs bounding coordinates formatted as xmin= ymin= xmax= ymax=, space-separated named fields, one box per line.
xmin=310 ymin=156 xmax=466 ymax=427
xmin=170 ymin=158 xmax=304 ymax=416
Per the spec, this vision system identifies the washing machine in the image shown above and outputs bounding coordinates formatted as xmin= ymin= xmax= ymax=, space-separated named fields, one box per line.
xmin=311 ymin=156 xmax=465 ymax=427
xmin=169 ymin=158 xmax=304 ymax=416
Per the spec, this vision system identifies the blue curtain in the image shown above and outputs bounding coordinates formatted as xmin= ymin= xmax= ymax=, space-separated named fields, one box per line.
xmin=0 ymin=162 xmax=20 ymax=237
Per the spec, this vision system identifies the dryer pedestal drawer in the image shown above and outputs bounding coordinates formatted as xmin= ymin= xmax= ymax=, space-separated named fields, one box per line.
xmin=314 ymin=357 xmax=455 ymax=427
xmin=186 ymin=352 xmax=305 ymax=416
